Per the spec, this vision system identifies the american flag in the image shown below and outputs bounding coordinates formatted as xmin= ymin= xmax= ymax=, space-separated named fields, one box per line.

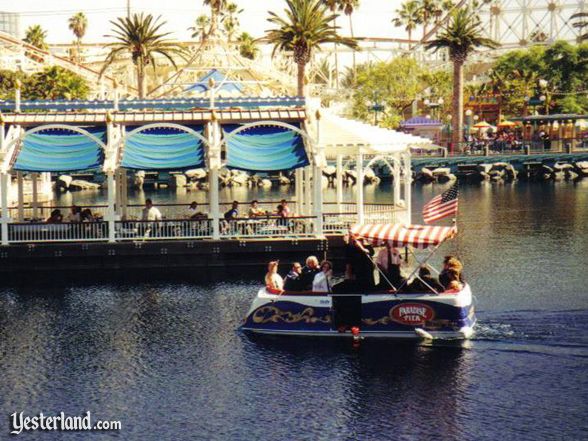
xmin=422 ymin=183 xmax=459 ymax=224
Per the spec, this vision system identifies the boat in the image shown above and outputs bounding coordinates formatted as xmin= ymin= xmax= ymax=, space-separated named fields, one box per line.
xmin=240 ymin=223 xmax=476 ymax=340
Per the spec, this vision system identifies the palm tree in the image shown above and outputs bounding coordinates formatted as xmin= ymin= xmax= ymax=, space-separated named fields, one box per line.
xmin=417 ymin=0 xmax=439 ymax=40
xmin=68 ymin=12 xmax=88 ymax=62
xmin=189 ymin=14 xmax=211 ymax=41
xmin=24 ymin=25 xmax=48 ymax=50
xmin=204 ymin=0 xmax=228 ymax=37
xmin=102 ymin=13 xmax=185 ymax=98
xmin=339 ymin=0 xmax=359 ymax=73
xmin=571 ymin=12 xmax=588 ymax=41
xmin=392 ymin=1 xmax=421 ymax=47
xmin=266 ymin=0 xmax=357 ymax=96
xmin=425 ymin=8 xmax=499 ymax=149
xmin=223 ymin=2 xmax=243 ymax=41
xmin=237 ymin=32 xmax=259 ymax=60
xmin=322 ymin=0 xmax=341 ymax=88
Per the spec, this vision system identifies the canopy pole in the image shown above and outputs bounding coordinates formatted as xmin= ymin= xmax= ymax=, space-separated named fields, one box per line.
xmin=121 ymin=169 xmax=128 ymax=220
xmin=31 ymin=172 xmax=38 ymax=220
xmin=1 ymin=172 xmax=9 ymax=246
xmin=107 ymin=172 xmax=116 ymax=243
xmin=16 ymin=171 xmax=23 ymax=222
xmin=336 ymin=154 xmax=343 ymax=213
xmin=357 ymin=152 xmax=364 ymax=224
xmin=304 ymin=166 xmax=312 ymax=216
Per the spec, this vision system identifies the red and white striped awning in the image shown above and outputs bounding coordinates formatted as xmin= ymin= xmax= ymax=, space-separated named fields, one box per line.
xmin=350 ymin=223 xmax=457 ymax=249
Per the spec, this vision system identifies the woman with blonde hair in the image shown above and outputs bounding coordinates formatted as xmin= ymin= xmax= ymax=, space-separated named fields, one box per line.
xmin=265 ymin=260 xmax=284 ymax=292
xmin=312 ymin=260 xmax=333 ymax=292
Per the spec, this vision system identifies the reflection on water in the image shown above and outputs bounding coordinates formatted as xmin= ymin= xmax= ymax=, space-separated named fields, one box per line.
xmin=0 ymin=182 xmax=587 ymax=440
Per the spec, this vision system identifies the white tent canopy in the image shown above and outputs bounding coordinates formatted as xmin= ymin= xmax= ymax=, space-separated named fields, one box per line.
xmin=312 ymin=111 xmax=432 ymax=159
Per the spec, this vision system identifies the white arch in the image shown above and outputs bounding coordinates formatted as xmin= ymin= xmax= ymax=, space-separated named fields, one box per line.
xmin=3 ymin=124 xmax=108 ymax=172
xmin=364 ymin=155 xmax=402 ymax=176
xmin=215 ymin=120 xmax=315 ymax=167
xmin=125 ymin=122 xmax=209 ymax=147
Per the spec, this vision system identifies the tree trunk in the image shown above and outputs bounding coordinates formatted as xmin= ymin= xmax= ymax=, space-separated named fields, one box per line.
xmin=297 ymin=61 xmax=305 ymax=97
xmin=408 ymin=28 xmax=412 ymax=49
xmin=137 ymin=62 xmax=146 ymax=99
xmin=333 ymin=16 xmax=339 ymax=89
xmin=349 ymin=14 xmax=356 ymax=79
xmin=451 ymin=59 xmax=464 ymax=152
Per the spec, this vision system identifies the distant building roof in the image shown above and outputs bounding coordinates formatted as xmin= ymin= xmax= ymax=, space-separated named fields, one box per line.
xmin=400 ymin=116 xmax=443 ymax=127
xmin=184 ymin=69 xmax=244 ymax=94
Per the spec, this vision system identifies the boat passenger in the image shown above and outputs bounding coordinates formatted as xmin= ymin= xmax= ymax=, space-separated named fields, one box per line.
xmin=81 ymin=208 xmax=95 ymax=222
xmin=408 ymin=266 xmax=444 ymax=293
xmin=224 ymin=201 xmax=239 ymax=220
xmin=345 ymin=235 xmax=376 ymax=291
xmin=66 ymin=205 xmax=82 ymax=222
xmin=300 ymin=256 xmax=321 ymax=290
xmin=443 ymin=269 xmax=463 ymax=293
xmin=439 ymin=256 xmax=464 ymax=289
xmin=248 ymin=200 xmax=265 ymax=218
xmin=376 ymin=242 xmax=405 ymax=288
xmin=142 ymin=199 xmax=162 ymax=221
xmin=187 ymin=201 xmax=206 ymax=220
xmin=46 ymin=209 xmax=63 ymax=224
xmin=265 ymin=261 xmax=284 ymax=292
xmin=284 ymin=262 xmax=303 ymax=291
xmin=312 ymin=260 xmax=333 ymax=292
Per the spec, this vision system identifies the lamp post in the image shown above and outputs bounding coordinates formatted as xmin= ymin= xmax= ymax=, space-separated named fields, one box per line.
xmin=369 ymin=92 xmax=384 ymax=126
xmin=465 ymin=109 xmax=473 ymax=142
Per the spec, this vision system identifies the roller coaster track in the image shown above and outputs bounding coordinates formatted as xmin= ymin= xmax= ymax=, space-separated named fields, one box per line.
xmin=0 ymin=31 xmax=136 ymax=96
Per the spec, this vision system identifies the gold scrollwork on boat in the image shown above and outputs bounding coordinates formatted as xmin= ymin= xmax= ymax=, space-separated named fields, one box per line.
xmin=252 ymin=306 xmax=331 ymax=324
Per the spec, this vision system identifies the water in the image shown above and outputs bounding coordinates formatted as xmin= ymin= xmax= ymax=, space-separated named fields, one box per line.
xmin=1 ymin=181 xmax=587 ymax=440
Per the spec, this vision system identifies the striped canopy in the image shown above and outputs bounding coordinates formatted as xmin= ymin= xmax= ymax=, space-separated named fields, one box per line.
xmin=350 ymin=223 xmax=457 ymax=249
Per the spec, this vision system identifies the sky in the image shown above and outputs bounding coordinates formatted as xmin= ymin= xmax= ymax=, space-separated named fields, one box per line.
xmin=3 ymin=0 xmax=406 ymax=43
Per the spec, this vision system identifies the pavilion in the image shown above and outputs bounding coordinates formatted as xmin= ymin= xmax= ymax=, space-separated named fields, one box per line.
xmin=0 ymin=94 xmax=428 ymax=246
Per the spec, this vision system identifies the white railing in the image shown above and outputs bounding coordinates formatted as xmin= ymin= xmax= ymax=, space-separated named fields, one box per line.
xmin=115 ymin=219 xmax=213 ymax=241
xmin=322 ymin=213 xmax=357 ymax=234
xmin=220 ymin=216 xmax=315 ymax=238
xmin=8 ymin=221 xmax=108 ymax=243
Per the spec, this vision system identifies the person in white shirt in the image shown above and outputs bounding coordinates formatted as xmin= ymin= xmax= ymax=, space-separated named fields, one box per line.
xmin=376 ymin=242 xmax=404 ymax=288
xmin=142 ymin=199 xmax=162 ymax=221
xmin=312 ymin=260 xmax=333 ymax=292
xmin=265 ymin=261 xmax=284 ymax=292
xmin=186 ymin=201 xmax=206 ymax=219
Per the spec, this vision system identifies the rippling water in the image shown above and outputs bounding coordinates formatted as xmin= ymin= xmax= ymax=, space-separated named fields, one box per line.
xmin=1 ymin=181 xmax=587 ymax=440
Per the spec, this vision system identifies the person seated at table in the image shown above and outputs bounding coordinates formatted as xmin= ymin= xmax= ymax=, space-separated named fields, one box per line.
xmin=280 ymin=199 xmax=291 ymax=217
xmin=264 ymin=260 xmax=284 ymax=292
xmin=224 ymin=201 xmax=239 ymax=220
xmin=66 ymin=205 xmax=82 ymax=222
xmin=186 ymin=201 xmax=206 ymax=219
xmin=376 ymin=242 xmax=405 ymax=288
xmin=300 ymin=256 xmax=321 ymax=290
xmin=283 ymin=262 xmax=303 ymax=291
xmin=46 ymin=209 xmax=63 ymax=224
xmin=312 ymin=260 xmax=333 ymax=293
xmin=248 ymin=200 xmax=265 ymax=218
xmin=142 ymin=199 xmax=162 ymax=221
xmin=408 ymin=266 xmax=444 ymax=293
xmin=81 ymin=208 xmax=96 ymax=222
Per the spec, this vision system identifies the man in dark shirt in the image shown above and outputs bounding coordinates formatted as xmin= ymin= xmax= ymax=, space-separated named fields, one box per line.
xmin=300 ymin=256 xmax=320 ymax=290
xmin=409 ymin=266 xmax=444 ymax=293
xmin=345 ymin=236 xmax=376 ymax=292
xmin=284 ymin=262 xmax=303 ymax=291
xmin=224 ymin=201 xmax=239 ymax=220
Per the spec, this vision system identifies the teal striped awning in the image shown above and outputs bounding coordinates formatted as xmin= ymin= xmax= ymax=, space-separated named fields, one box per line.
xmin=121 ymin=126 xmax=205 ymax=170
xmin=13 ymin=127 xmax=105 ymax=172
xmin=223 ymin=125 xmax=309 ymax=172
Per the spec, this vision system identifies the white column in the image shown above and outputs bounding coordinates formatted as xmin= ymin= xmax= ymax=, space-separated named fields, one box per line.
xmin=336 ymin=154 xmax=343 ymax=212
xmin=121 ymin=169 xmax=128 ymax=219
xmin=403 ymin=153 xmax=412 ymax=224
xmin=31 ymin=172 xmax=38 ymax=220
xmin=356 ymin=152 xmax=364 ymax=224
xmin=313 ymin=165 xmax=323 ymax=235
xmin=17 ymin=171 xmax=24 ymax=221
xmin=295 ymin=167 xmax=303 ymax=215
xmin=107 ymin=172 xmax=116 ymax=243
xmin=1 ymin=173 xmax=9 ymax=245
xmin=304 ymin=166 xmax=312 ymax=216
xmin=208 ymin=121 xmax=221 ymax=240
xmin=393 ymin=161 xmax=401 ymax=205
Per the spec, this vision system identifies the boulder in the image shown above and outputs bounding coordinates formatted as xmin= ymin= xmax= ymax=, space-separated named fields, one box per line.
xmin=259 ymin=178 xmax=272 ymax=188
xmin=69 ymin=179 xmax=101 ymax=191
xmin=185 ymin=168 xmax=207 ymax=181
xmin=170 ymin=174 xmax=187 ymax=188
xmin=56 ymin=175 xmax=72 ymax=190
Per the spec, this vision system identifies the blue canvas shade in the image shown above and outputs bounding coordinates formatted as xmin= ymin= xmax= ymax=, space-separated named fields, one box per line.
xmin=223 ymin=124 xmax=309 ymax=172
xmin=184 ymin=69 xmax=244 ymax=94
xmin=13 ymin=127 xmax=105 ymax=172
xmin=122 ymin=126 xmax=205 ymax=170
